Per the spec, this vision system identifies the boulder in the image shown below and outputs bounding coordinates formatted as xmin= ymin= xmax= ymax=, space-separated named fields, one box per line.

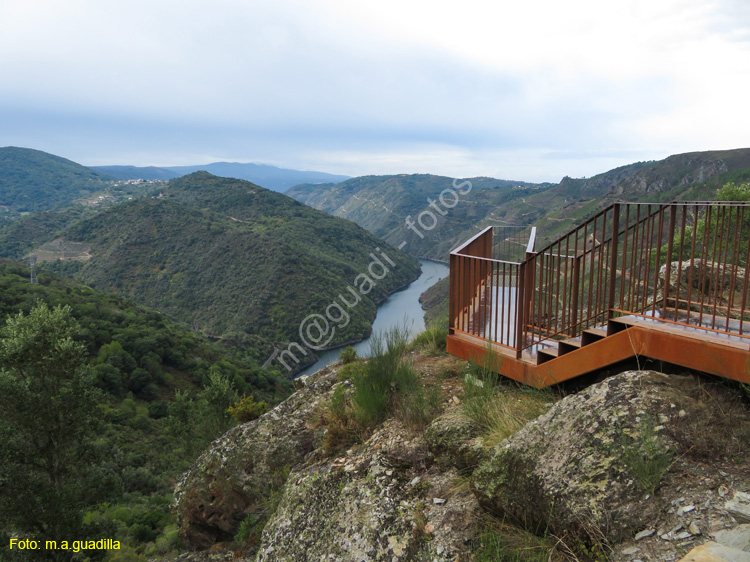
xmin=173 ymin=365 xmax=339 ymax=550
xmin=472 ymin=371 xmax=693 ymax=542
xmin=658 ymin=259 xmax=746 ymax=318
xmin=256 ymin=418 xmax=482 ymax=562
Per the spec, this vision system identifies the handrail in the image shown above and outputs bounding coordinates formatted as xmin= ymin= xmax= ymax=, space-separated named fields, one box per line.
xmin=450 ymin=201 xmax=750 ymax=358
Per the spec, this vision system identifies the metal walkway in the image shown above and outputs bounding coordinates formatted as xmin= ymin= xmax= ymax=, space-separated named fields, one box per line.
xmin=447 ymin=202 xmax=750 ymax=387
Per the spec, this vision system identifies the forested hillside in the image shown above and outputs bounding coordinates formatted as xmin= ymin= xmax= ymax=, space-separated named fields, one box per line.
xmin=287 ymin=174 xmax=550 ymax=260
xmin=30 ymin=173 xmax=420 ymax=346
xmin=288 ymin=149 xmax=750 ymax=259
xmin=0 ymin=147 xmax=114 ymax=216
xmin=0 ymin=259 xmax=293 ymax=561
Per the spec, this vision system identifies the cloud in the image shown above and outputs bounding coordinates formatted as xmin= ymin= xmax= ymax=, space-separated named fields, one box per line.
xmin=0 ymin=0 xmax=748 ymax=180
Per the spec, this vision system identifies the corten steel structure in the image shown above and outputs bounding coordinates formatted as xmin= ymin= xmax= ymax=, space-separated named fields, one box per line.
xmin=447 ymin=201 xmax=750 ymax=387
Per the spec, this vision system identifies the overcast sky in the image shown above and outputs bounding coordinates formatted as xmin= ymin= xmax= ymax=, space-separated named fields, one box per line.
xmin=1 ymin=0 xmax=749 ymax=182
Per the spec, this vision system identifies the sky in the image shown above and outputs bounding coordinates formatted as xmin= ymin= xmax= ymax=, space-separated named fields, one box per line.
xmin=1 ymin=0 xmax=749 ymax=182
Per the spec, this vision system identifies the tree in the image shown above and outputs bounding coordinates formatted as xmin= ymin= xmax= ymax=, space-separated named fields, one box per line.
xmin=0 ymin=302 xmax=103 ymax=557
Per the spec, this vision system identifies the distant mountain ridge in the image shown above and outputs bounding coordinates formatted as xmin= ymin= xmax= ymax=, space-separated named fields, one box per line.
xmin=91 ymin=161 xmax=350 ymax=191
xmin=288 ymin=148 xmax=750 ymax=260
xmin=287 ymin=174 xmax=554 ymax=261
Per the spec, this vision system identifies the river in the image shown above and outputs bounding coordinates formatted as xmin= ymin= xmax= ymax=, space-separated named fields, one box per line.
xmin=296 ymin=259 xmax=450 ymax=377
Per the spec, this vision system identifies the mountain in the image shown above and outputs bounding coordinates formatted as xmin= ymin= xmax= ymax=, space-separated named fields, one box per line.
xmin=288 ymin=149 xmax=750 ymax=260
xmin=35 ymin=172 xmax=420 ymax=348
xmin=287 ymin=174 xmax=552 ymax=261
xmin=0 ymin=146 xmax=114 ymax=216
xmin=91 ymin=161 xmax=350 ymax=191
xmin=90 ymin=164 xmax=181 ymax=180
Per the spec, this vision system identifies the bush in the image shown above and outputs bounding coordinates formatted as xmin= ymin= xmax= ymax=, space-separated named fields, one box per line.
xmin=339 ymin=345 xmax=358 ymax=364
xmin=461 ymin=345 xmax=553 ymax=446
xmin=228 ymin=394 xmax=269 ymax=423
xmin=322 ymin=326 xmax=442 ymax=452
xmin=412 ymin=324 xmax=448 ymax=356
xmin=621 ymin=416 xmax=674 ymax=494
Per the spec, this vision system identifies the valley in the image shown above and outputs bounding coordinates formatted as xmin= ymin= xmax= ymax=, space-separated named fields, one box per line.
xmin=1 ymin=145 xmax=750 ymax=562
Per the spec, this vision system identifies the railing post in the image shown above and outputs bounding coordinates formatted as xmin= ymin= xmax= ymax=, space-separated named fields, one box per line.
xmin=515 ymin=260 xmax=527 ymax=359
xmin=607 ymin=203 xmax=620 ymax=320
xmin=571 ymin=255 xmax=580 ymax=334
xmin=662 ymin=204 xmax=676 ymax=314
xmin=449 ymin=253 xmax=457 ymax=335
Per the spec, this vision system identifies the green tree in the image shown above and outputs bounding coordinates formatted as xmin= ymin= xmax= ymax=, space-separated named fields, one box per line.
xmin=0 ymin=302 xmax=103 ymax=559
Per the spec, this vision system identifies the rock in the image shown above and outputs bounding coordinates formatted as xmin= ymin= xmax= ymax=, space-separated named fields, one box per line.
xmin=424 ymin=408 xmax=484 ymax=470
xmin=622 ymin=546 xmax=640 ymax=555
xmin=727 ymin=492 xmax=750 ymax=524
xmin=255 ymin=422 xmax=481 ymax=562
xmin=677 ymin=541 xmax=750 ymax=562
xmin=690 ymin=522 xmax=702 ymax=536
xmin=684 ymin=505 xmax=697 ymax=513
xmin=659 ymin=259 xmax=746 ymax=318
xmin=715 ymin=525 xmax=750 ymax=552
xmin=472 ymin=371 xmax=687 ymax=541
xmin=635 ymin=529 xmax=656 ymax=541
xmin=172 ymin=366 xmax=339 ymax=550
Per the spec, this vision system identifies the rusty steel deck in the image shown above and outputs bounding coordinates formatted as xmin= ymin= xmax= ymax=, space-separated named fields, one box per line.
xmin=448 ymin=202 xmax=750 ymax=387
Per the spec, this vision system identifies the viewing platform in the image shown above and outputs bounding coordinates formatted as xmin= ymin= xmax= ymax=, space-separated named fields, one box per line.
xmin=447 ymin=202 xmax=750 ymax=387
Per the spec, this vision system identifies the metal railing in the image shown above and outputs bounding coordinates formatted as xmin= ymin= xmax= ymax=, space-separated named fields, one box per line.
xmin=449 ymin=226 xmax=534 ymax=350
xmin=449 ymin=202 xmax=750 ymax=358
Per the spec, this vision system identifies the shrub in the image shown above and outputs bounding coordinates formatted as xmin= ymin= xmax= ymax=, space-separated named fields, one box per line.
xmin=228 ymin=394 xmax=269 ymax=423
xmin=412 ymin=324 xmax=448 ymax=356
xmin=461 ymin=345 xmax=553 ymax=446
xmin=339 ymin=345 xmax=358 ymax=364
xmin=621 ymin=416 xmax=674 ymax=494
xmin=475 ymin=522 xmax=559 ymax=562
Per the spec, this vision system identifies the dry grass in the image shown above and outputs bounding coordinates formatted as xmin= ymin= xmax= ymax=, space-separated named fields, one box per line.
xmin=666 ymin=378 xmax=750 ymax=462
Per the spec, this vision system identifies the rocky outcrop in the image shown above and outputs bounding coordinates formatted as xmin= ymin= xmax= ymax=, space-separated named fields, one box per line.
xmin=256 ymin=418 xmax=481 ymax=562
xmin=169 ymin=359 xmax=749 ymax=562
xmin=173 ymin=365 xmax=339 ymax=550
xmin=472 ymin=371 xmax=691 ymax=541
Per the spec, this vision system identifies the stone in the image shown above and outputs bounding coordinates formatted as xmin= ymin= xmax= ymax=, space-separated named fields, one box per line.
xmin=635 ymin=529 xmax=656 ymax=541
xmin=433 ymin=498 xmax=446 ymax=505
xmin=424 ymin=409 xmax=484 ymax=471
xmin=715 ymin=525 xmax=750 ymax=552
xmin=689 ymin=522 xmax=702 ymax=536
xmin=727 ymin=492 xmax=750 ymax=524
xmin=677 ymin=541 xmax=750 ymax=562
xmin=683 ymin=505 xmax=696 ymax=513
xmin=472 ymin=371 xmax=689 ymax=541
xmin=173 ymin=366 xmax=340 ymax=550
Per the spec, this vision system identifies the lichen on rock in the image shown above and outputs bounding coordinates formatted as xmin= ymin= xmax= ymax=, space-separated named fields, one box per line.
xmin=472 ymin=370 xmax=692 ymax=542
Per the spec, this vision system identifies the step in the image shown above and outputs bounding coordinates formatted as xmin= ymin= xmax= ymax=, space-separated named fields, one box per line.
xmin=536 ymin=347 xmax=559 ymax=364
xmin=608 ymin=316 xmax=635 ymax=335
xmin=581 ymin=327 xmax=608 ymax=346
xmin=558 ymin=338 xmax=582 ymax=355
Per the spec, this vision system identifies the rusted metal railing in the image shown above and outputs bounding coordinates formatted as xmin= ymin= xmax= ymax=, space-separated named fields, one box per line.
xmin=449 ymin=226 xmax=534 ymax=351
xmin=449 ymin=202 xmax=750 ymax=358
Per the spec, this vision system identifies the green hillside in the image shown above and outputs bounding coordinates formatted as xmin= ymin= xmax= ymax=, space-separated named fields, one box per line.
xmin=288 ymin=149 xmax=750 ymax=259
xmin=287 ymin=174 xmax=551 ymax=261
xmin=0 ymin=258 xmax=293 ymax=560
xmin=0 ymin=146 xmax=115 ymax=216
xmin=39 ymin=172 xmax=420 ymax=347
